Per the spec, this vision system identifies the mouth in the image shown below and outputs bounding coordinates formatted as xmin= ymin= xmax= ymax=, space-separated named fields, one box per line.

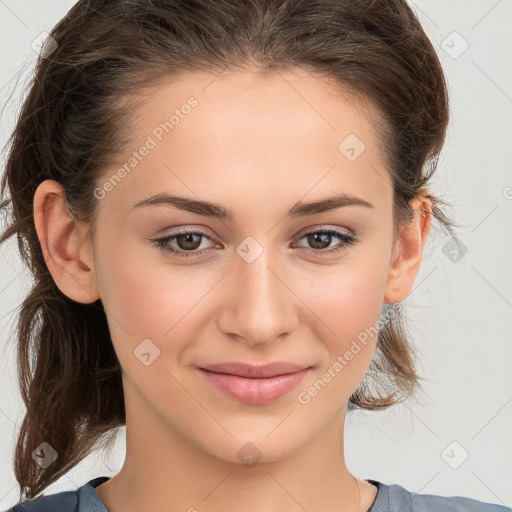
xmin=197 ymin=363 xmax=312 ymax=405
xmin=198 ymin=361 xmax=311 ymax=378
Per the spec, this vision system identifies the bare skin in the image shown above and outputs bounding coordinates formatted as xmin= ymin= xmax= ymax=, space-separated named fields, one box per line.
xmin=33 ymin=67 xmax=431 ymax=512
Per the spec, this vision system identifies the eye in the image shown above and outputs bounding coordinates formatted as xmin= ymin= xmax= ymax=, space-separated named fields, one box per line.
xmin=150 ymin=227 xmax=359 ymax=259
xmin=293 ymin=228 xmax=359 ymax=255
xmin=151 ymin=228 xmax=217 ymax=259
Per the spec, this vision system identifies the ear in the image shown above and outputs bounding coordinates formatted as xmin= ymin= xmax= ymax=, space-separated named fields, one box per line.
xmin=33 ymin=179 xmax=100 ymax=304
xmin=384 ymin=189 xmax=432 ymax=304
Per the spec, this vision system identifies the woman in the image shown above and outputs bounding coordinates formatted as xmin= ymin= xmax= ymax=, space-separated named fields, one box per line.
xmin=1 ymin=1 xmax=509 ymax=511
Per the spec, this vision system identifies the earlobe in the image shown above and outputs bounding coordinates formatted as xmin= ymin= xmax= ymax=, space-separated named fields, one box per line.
xmin=384 ymin=192 xmax=432 ymax=304
xmin=33 ymin=179 xmax=100 ymax=304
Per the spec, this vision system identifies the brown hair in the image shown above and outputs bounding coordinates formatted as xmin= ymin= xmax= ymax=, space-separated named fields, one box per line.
xmin=0 ymin=0 xmax=458 ymax=500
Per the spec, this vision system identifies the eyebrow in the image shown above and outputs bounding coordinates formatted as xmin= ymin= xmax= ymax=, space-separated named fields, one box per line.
xmin=133 ymin=192 xmax=374 ymax=220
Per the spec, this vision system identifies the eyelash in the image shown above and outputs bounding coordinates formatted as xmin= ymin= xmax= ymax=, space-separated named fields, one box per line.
xmin=151 ymin=227 xmax=359 ymax=259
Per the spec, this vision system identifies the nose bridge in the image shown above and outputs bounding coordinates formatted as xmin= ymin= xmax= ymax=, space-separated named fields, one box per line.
xmin=241 ymin=251 xmax=284 ymax=307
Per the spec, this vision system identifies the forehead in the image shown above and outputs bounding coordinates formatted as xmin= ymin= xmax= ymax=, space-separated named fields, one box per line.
xmin=99 ymin=68 xmax=392 ymax=219
xmin=129 ymin=67 xmax=383 ymax=145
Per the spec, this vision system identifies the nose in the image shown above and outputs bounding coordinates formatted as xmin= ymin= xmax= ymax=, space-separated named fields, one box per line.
xmin=216 ymin=253 xmax=298 ymax=348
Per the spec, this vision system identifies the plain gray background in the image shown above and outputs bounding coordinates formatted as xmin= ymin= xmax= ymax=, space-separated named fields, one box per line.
xmin=1 ymin=0 xmax=511 ymax=509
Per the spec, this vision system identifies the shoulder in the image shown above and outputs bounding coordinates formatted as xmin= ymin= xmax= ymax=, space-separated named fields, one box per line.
xmin=3 ymin=477 xmax=110 ymax=512
xmin=4 ymin=489 xmax=79 ymax=512
xmin=369 ymin=479 xmax=512 ymax=512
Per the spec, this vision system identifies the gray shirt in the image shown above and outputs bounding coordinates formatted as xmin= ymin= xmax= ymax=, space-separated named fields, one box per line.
xmin=4 ymin=476 xmax=511 ymax=512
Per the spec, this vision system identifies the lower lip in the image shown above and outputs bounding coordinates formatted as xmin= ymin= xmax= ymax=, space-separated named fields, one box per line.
xmin=198 ymin=368 xmax=311 ymax=405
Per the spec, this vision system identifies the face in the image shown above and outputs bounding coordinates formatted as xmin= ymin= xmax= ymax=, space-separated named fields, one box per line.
xmin=50 ymin=68 xmax=413 ymax=464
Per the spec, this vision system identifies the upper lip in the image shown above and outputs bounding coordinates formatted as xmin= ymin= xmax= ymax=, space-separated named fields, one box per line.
xmin=198 ymin=362 xmax=311 ymax=378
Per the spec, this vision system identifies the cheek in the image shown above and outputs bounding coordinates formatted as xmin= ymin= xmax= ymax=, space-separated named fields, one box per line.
xmin=308 ymin=257 xmax=388 ymax=338
xmin=95 ymin=245 xmax=218 ymax=367
xmin=303 ymin=259 xmax=388 ymax=390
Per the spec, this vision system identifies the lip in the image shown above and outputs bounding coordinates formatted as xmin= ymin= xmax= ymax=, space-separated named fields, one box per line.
xmin=197 ymin=362 xmax=312 ymax=405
